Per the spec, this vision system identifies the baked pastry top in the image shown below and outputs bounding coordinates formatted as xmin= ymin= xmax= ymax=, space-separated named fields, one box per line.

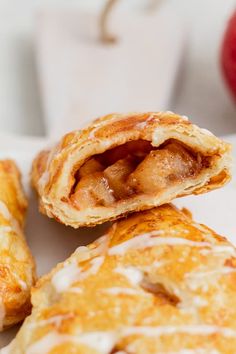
xmin=31 ymin=112 xmax=232 ymax=228
xmin=0 ymin=160 xmax=36 ymax=330
xmin=4 ymin=204 xmax=236 ymax=353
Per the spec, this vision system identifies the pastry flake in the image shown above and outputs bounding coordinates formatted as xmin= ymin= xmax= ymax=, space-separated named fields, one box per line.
xmin=0 ymin=160 xmax=36 ymax=330
xmin=31 ymin=112 xmax=232 ymax=227
xmin=4 ymin=204 xmax=236 ymax=353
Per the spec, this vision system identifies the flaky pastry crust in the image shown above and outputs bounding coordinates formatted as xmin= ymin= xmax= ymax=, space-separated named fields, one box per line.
xmin=0 ymin=160 xmax=36 ymax=330
xmin=4 ymin=204 xmax=236 ymax=353
xmin=31 ymin=112 xmax=232 ymax=227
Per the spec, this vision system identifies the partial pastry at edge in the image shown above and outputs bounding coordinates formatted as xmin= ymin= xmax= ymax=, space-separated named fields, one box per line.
xmin=31 ymin=112 xmax=232 ymax=227
xmin=4 ymin=204 xmax=236 ymax=353
xmin=0 ymin=160 xmax=36 ymax=330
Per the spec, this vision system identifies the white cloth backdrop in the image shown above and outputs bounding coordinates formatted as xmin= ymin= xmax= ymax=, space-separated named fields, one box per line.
xmin=35 ymin=3 xmax=185 ymax=137
xmin=0 ymin=0 xmax=235 ymax=136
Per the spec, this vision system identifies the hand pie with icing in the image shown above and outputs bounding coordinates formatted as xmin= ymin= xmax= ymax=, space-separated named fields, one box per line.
xmin=0 ymin=160 xmax=36 ymax=330
xmin=4 ymin=204 xmax=236 ymax=353
xmin=31 ymin=112 xmax=232 ymax=227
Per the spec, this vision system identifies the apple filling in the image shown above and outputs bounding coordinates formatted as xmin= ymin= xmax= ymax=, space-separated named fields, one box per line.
xmin=70 ymin=140 xmax=208 ymax=209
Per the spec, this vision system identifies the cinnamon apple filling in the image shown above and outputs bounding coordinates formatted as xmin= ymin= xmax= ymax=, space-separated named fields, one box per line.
xmin=70 ymin=140 xmax=209 ymax=209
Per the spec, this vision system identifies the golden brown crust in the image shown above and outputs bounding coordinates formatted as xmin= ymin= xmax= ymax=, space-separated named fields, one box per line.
xmin=31 ymin=112 xmax=232 ymax=227
xmin=0 ymin=160 xmax=36 ymax=330
xmin=5 ymin=204 xmax=236 ymax=353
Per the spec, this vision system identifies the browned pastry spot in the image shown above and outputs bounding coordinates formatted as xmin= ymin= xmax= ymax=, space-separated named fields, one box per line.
xmin=110 ymin=348 xmax=130 ymax=354
xmin=141 ymin=275 xmax=180 ymax=306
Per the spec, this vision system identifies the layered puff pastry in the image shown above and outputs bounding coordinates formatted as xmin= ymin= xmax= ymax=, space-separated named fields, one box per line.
xmin=0 ymin=160 xmax=36 ymax=330
xmin=4 ymin=204 xmax=236 ymax=354
xmin=31 ymin=112 xmax=232 ymax=228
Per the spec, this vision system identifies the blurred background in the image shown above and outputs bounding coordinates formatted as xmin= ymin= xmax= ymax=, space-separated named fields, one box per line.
xmin=0 ymin=0 xmax=235 ymax=138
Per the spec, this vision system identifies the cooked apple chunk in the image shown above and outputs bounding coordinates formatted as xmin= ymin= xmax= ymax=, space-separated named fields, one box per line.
xmin=128 ymin=142 xmax=201 ymax=194
xmin=104 ymin=157 xmax=137 ymax=199
xmin=71 ymin=140 xmax=206 ymax=209
xmin=71 ymin=172 xmax=115 ymax=209
xmin=79 ymin=158 xmax=104 ymax=178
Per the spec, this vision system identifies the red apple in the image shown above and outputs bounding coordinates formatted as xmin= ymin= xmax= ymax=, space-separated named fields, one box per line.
xmin=221 ymin=9 xmax=236 ymax=100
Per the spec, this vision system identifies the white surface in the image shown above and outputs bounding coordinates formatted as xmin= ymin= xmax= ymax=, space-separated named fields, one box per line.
xmin=0 ymin=133 xmax=235 ymax=347
xmin=36 ymin=5 xmax=185 ymax=137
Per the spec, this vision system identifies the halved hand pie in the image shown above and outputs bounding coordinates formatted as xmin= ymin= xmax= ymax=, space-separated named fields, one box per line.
xmin=31 ymin=112 xmax=232 ymax=227
xmin=4 ymin=205 xmax=236 ymax=353
xmin=0 ymin=160 xmax=36 ymax=330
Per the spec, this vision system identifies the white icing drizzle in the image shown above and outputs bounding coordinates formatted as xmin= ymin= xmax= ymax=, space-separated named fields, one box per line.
xmin=187 ymin=281 xmax=209 ymax=293
xmin=52 ymin=263 xmax=81 ymax=293
xmin=71 ymin=235 xmax=108 ymax=265
xmin=78 ymin=331 xmax=117 ymax=352
xmin=26 ymin=331 xmax=116 ymax=354
xmin=73 ymin=245 xmax=92 ymax=262
xmin=168 ymin=350 xmax=220 ymax=354
xmin=185 ymin=267 xmax=236 ymax=279
xmin=122 ymin=325 xmax=236 ymax=338
xmin=0 ymin=226 xmax=13 ymax=240
xmin=135 ymin=113 xmax=156 ymax=129
xmin=28 ymin=314 xmax=72 ymax=329
xmin=0 ymin=201 xmax=21 ymax=236
xmin=200 ymin=128 xmax=214 ymax=136
xmin=191 ymin=296 xmax=208 ymax=307
xmin=185 ymin=267 xmax=236 ymax=292
xmin=11 ymin=271 xmax=27 ymax=291
xmin=200 ymin=245 xmax=236 ymax=256
xmin=104 ymin=287 xmax=149 ymax=297
xmin=52 ymin=256 xmax=104 ymax=292
xmin=0 ymin=201 xmax=11 ymax=220
xmin=139 ymin=260 xmax=169 ymax=272
xmin=74 ymin=246 xmax=88 ymax=253
xmin=26 ymin=332 xmax=80 ymax=354
xmin=181 ymin=115 xmax=189 ymax=121
xmin=108 ymin=232 xmax=233 ymax=256
xmin=114 ymin=266 xmax=143 ymax=286
xmin=67 ymin=287 xmax=83 ymax=294
xmin=90 ymin=235 xmax=109 ymax=257
xmin=25 ymin=325 xmax=236 ymax=354
xmin=149 ymin=260 xmax=167 ymax=268
xmin=0 ymin=263 xmax=27 ymax=292
xmin=85 ymin=255 xmax=104 ymax=274
xmin=0 ymin=226 xmax=12 ymax=234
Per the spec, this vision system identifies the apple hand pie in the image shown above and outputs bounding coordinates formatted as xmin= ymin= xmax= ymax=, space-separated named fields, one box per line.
xmin=0 ymin=160 xmax=36 ymax=330
xmin=4 ymin=204 xmax=236 ymax=353
xmin=31 ymin=112 xmax=232 ymax=227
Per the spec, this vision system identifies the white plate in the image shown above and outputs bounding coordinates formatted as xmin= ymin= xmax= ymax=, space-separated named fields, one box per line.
xmin=0 ymin=133 xmax=235 ymax=347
